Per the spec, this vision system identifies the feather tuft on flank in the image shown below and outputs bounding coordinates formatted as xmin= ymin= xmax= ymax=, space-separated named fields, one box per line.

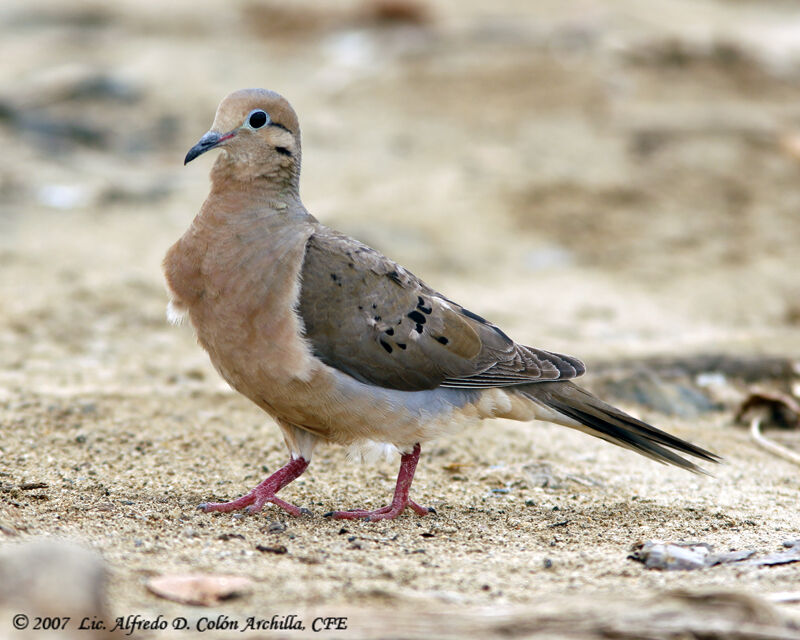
xmin=346 ymin=440 xmax=400 ymax=465
xmin=166 ymin=300 xmax=187 ymax=326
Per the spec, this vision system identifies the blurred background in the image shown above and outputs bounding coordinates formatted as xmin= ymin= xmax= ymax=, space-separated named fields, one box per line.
xmin=2 ymin=0 xmax=800 ymax=396
xmin=2 ymin=0 xmax=800 ymax=636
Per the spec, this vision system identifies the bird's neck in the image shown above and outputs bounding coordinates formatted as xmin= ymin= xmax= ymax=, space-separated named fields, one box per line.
xmin=194 ymin=182 xmax=313 ymax=232
xmin=210 ymin=152 xmax=300 ymax=195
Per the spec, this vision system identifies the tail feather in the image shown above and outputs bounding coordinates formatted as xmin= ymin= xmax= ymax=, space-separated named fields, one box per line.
xmin=518 ymin=381 xmax=721 ymax=474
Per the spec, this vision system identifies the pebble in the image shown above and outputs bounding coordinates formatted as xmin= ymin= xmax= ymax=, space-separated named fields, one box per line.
xmin=0 ymin=539 xmax=109 ymax=637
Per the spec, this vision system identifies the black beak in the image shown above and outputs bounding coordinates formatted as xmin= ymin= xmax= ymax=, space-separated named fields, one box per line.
xmin=184 ymin=130 xmax=235 ymax=165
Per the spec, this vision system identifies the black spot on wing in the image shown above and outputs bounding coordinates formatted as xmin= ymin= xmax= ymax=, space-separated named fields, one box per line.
xmin=379 ymin=339 xmax=393 ymax=353
xmin=275 ymin=146 xmax=292 ymax=156
xmin=417 ymin=297 xmax=432 ymax=314
xmin=435 ymin=336 xmax=449 ymax=345
xmin=387 ymin=270 xmax=402 ymax=285
xmin=407 ymin=310 xmax=426 ymax=334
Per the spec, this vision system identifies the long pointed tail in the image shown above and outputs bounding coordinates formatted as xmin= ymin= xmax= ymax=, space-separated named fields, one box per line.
xmin=517 ymin=381 xmax=721 ymax=474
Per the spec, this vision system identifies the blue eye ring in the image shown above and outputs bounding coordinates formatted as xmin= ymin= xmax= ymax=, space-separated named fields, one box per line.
xmin=247 ymin=109 xmax=269 ymax=129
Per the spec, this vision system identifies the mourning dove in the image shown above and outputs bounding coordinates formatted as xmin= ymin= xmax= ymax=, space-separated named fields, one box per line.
xmin=164 ymin=88 xmax=719 ymax=521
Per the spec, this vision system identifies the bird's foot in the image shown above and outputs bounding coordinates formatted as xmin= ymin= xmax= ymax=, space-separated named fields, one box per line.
xmin=324 ymin=443 xmax=432 ymax=521
xmin=198 ymin=456 xmax=310 ymax=516
xmin=199 ymin=494 xmax=310 ymax=516
xmin=325 ymin=500 xmax=434 ymax=521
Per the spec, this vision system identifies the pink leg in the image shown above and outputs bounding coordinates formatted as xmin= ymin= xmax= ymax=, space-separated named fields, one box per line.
xmin=325 ymin=443 xmax=434 ymax=521
xmin=199 ymin=457 xmax=310 ymax=516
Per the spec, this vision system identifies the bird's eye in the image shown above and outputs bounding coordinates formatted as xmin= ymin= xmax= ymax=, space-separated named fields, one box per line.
xmin=247 ymin=109 xmax=269 ymax=129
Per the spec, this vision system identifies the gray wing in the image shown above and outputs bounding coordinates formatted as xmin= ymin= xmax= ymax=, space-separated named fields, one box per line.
xmin=297 ymin=227 xmax=585 ymax=392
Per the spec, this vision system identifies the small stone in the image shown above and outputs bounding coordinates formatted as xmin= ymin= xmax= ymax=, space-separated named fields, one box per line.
xmin=146 ymin=574 xmax=253 ymax=606
xmin=255 ymin=544 xmax=288 ymax=554
xmin=217 ymin=533 xmax=246 ymax=541
xmin=267 ymin=520 xmax=287 ymax=533
xmin=20 ymin=482 xmax=48 ymax=490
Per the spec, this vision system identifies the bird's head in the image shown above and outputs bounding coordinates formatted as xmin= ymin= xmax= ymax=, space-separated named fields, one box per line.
xmin=185 ymin=88 xmax=301 ymax=188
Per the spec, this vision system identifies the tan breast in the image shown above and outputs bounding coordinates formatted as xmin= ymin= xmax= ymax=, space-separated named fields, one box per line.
xmin=164 ymin=199 xmax=317 ymax=404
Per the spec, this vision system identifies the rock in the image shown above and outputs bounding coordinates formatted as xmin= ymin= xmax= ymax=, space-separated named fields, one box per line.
xmin=146 ymin=574 xmax=253 ymax=606
xmin=736 ymin=390 xmax=800 ymax=430
xmin=630 ymin=540 xmax=756 ymax=571
xmin=592 ymin=370 xmax=720 ymax=418
xmin=0 ymin=538 xmax=110 ymax=638
xmin=747 ymin=543 xmax=800 ymax=567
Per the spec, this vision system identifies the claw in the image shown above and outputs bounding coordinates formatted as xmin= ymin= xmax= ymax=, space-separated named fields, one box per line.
xmin=326 ymin=444 xmax=431 ymax=521
xmin=198 ymin=457 xmax=309 ymax=516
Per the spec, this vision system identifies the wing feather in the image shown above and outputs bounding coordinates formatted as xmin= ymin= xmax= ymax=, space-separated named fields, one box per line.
xmin=296 ymin=226 xmax=585 ymax=391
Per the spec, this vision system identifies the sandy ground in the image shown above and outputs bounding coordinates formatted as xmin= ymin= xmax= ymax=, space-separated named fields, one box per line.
xmin=2 ymin=1 xmax=800 ymax=638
